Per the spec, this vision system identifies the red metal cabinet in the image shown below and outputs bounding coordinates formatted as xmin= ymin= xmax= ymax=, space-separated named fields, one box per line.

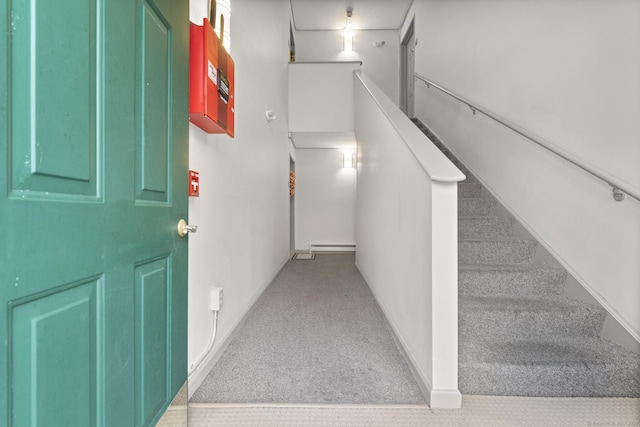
xmin=189 ymin=18 xmax=235 ymax=136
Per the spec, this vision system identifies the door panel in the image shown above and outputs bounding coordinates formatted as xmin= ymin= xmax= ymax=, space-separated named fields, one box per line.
xmin=10 ymin=277 xmax=101 ymax=426
xmin=137 ymin=1 xmax=171 ymax=203
xmin=135 ymin=257 xmax=169 ymax=426
xmin=9 ymin=0 xmax=99 ymax=198
xmin=0 ymin=0 xmax=189 ymax=425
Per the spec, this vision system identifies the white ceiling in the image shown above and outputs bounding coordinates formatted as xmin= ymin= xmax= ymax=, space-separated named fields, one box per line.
xmin=290 ymin=0 xmax=414 ymax=31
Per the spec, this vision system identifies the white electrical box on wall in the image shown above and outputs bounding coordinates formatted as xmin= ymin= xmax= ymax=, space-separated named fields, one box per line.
xmin=210 ymin=287 xmax=223 ymax=311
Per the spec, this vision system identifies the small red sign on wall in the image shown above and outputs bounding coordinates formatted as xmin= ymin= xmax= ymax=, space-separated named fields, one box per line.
xmin=189 ymin=170 xmax=200 ymax=197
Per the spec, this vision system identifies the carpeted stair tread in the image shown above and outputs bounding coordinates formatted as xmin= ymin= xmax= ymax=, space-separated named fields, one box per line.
xmin=459 ymin=182 xmax=483 ymax=197
xmin=459 ymin=294 xmax=607 ymax=340
xmin=459 ymin=239 xmax=538 ymax=264
xmin=459 ymin=294 xmax=604 ymax=314
xmin=459 ymin=264 xmax=567 ymax=297
xmin=412 ymin=119 xmax=438 ymax=141
xmin=452 ymin=159 xmax=468 ymax=170
xmin=459 ymin=216 xmax=514 ymax=239
xmin=460 ymin=337 xmax=640 ymax=368
xmin=441 ymin=150 xmax=457 ymax=161
xmin=459 ymin=198 xmax=497 ymax=217
xmin=459 ymin=337 xmax=640 ymax=397
xmin=451 ymin=161 xmax=476 ymax=181
xmin=459 ymin=170 xmax=479 ymax=183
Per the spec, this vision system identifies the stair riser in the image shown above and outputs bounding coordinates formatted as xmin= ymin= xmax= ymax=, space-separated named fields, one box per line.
xmin=459 ymin=240 xmax=537 ymax=265
xmin=459 ymin=308 xmax=606 ymax=341
xmin=459 ymin=269 xmax=566 ymax=297
xmin=459 ymin=217 xmax=514 ymax=239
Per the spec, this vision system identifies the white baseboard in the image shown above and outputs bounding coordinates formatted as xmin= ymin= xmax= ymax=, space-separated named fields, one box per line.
xmin=429 ymin=389 xmax=463 ymax=409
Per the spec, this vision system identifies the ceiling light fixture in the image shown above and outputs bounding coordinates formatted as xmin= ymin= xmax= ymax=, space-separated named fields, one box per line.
xmin=343 ymin=7 xmax=353 ymax=51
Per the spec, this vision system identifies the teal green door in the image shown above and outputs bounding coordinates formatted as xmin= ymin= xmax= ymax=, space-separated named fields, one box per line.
xmin=0 ymin=0 xmax=189 ymax=426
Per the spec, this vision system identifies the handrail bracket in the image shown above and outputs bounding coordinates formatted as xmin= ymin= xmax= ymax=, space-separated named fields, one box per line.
xmin=612 ymin=187 xmax=626 ymax=202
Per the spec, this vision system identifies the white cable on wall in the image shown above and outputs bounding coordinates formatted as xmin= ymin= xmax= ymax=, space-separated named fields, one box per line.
xmin=188 ymin=310 xmax=219 ymax=377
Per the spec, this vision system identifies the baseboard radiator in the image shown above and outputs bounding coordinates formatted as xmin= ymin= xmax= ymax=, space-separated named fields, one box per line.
xmin=309 ymin=244 xmax=356 ymax=253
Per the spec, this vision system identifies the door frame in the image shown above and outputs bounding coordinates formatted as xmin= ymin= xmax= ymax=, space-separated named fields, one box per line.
xmin=400 ymin=18 xmax=415 ymax=116
xmin=289 ymin=155 xmax=296 ymax=256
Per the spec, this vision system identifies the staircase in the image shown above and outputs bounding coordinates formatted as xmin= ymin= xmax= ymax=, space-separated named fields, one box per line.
xmin=413 ymin=119 xmax=640 ymax=397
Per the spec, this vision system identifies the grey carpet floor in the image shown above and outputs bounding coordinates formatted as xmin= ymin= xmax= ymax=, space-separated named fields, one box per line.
xmin=189 ymin=254 xmax=426 ymax=404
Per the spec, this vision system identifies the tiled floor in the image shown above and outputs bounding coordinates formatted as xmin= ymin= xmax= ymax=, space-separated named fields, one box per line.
xmin=187 ymin=396 xmax=640 ymax=427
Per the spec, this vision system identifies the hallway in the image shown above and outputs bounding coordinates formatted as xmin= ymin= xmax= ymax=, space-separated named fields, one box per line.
xmin=185 ymin=253 xmax=640 ymax=425
xmin=189 ymin=253 xmax=425 ymax=404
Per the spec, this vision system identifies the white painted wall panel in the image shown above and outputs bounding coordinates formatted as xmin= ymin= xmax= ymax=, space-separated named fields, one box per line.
xmin=187 ymin=0 xmax=292 ymax=392
xmin=294 ymin=149 xmax=356 ymax=250
xmin=354 ymin=72 xmax=462 ymax=408
xmin=288 ymin=62 xmax=360 ymax=132
xmin=294 ymin=30 xmax=401 ymax=106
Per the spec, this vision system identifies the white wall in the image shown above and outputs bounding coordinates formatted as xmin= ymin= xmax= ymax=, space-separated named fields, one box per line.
xmin=404 ymin=0 xmax=640 ymax=340
xmin=188 ymin=0 xmax=292 ymax=393
xmin=294 ymin=149 xmax=356 ymax=250
xmin=294 ymin=30 xmax=401 ymax=106
xmin=288 ymin=62 xmax=360 ymax=133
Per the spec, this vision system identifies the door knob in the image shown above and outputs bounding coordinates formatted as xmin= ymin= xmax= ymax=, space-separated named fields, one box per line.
xmin=177 ymin=219 xmax=197 ymax=237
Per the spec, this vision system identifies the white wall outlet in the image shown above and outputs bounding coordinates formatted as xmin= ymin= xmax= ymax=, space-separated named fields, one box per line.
xmin=210 ymin=287 xmax=223 ymax=311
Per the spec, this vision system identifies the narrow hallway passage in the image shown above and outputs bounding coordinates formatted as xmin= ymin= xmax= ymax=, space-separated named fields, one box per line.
xmin=189 ymin=254 xmax=426 ymax=404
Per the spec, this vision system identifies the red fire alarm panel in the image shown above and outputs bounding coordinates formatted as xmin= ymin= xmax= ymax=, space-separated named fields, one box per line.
xmin=189 ymin=18 xmax=235 ymax=137
xmin=189 ymin=170 xmax=200 ymax=197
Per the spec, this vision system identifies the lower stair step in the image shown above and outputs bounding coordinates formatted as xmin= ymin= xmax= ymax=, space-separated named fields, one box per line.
xmin=459 ymin=182 xmax=482 ymax=198
xmin=459 ymin=216 xmax=514 ymax=239
xmin=459 ymin=198 xmax=496 ymax=217
xmin=459 ymin=264 xmax=567 ymax=297
xmin=459 ymin=295 xmax=606 ymax=340
xmin=461 ymin=172 xmax=479 ymax=183
xmin=459 ymin=239 xmax=538 ymax=265
xmin=459 ymin=337 xmax=640 ymax=397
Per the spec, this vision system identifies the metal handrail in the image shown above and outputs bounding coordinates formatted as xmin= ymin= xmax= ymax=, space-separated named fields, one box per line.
xmin=414 ymin=73 xmax=639 ymax=203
